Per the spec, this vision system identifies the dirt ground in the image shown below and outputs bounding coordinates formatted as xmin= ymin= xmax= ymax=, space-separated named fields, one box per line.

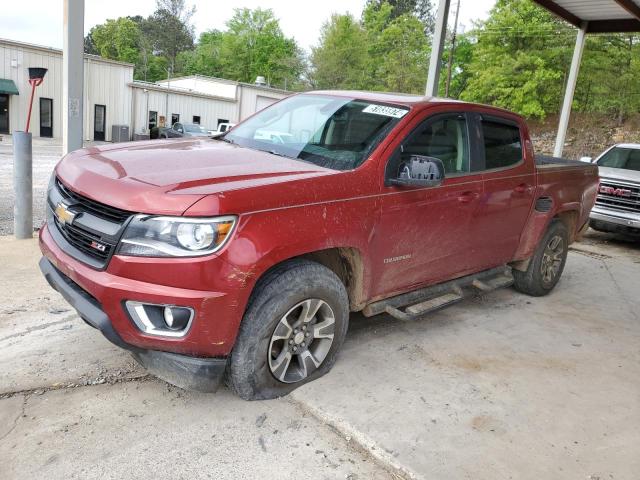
xmin=1 ymin=230 xmax=639 ymax=479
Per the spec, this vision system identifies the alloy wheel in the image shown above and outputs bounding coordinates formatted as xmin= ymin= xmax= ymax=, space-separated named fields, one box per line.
xmin=541 ymin=235 xmax=565 ymax=284
xmin=268 ymin=299 xmax=336 ymax=384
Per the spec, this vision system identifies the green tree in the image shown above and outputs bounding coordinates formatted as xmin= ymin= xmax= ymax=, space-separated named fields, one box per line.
xmin=181 ymin=30 xmax=224 ymax=78
xmin=362 ymin=2 xmax=429 ymax=93
xmin=576 ymin=34 xmax=640 ymax=123
xmin=459 ymin=0 xmax=572 ymax=118
xmin=89 ymin=17 xmax=141 ymax=65
xmin=216 ymin=8 xmax=303 ymax=89
xmin=366 ymin=0 xmax=435 ymax=34
xmin=144 ymin=0 xmax=196 ymax=72
xmin=310 ymin=14 xmax=369 ymax=90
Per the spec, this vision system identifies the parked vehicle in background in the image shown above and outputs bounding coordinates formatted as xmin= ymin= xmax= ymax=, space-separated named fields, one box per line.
xmin=210 ymin=122 xmax=236 ymax=138
xmin=39 ymin=91 xmax=599 ymax=400
xmin=159 ymin=122 xmax=210 ymax=139
xmin=583 ymin=144 xmax=640 ymax=236
xmin=253 ymin=129 xmax=295 ymax=144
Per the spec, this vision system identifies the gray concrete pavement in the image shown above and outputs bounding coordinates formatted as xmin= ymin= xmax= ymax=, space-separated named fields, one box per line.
xmin=0 ymin=138 xmax=109 ymax=236
xmin=1 ymin=231 xmax=639 ymax=479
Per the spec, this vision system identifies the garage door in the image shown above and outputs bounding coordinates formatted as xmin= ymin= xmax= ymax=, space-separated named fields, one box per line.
xmin=256 ymin=95 xmax=278 ymax=112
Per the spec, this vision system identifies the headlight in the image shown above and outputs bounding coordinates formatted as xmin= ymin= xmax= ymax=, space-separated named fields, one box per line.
xmin=117 ymin=215 xmax=237 ymax=257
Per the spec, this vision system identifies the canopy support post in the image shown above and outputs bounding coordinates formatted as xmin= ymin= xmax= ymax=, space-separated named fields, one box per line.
xmin=554 ymin=21 xmax=587 ymax=158
xmin=426 ymin=0 xmax=451 ymax=97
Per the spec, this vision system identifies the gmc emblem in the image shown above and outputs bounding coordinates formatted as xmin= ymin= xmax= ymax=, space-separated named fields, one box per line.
xmin=600 ymin=186 xmax=632 ymax=197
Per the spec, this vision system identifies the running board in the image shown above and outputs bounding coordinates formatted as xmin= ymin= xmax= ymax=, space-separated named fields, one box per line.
xmin=363 ymin=267 xmax=514 ymax=322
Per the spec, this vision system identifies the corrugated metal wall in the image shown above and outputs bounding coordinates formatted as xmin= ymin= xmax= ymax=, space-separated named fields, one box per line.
xmin=0 ymin=41 xmax=133 ymax=141
xmin=0 ymin=40 xmax=291 ymax=142
xmin=131 ymin=86 xmax=238 ymax=132
xmin=238 ymin=85 xmax=287 ymax=121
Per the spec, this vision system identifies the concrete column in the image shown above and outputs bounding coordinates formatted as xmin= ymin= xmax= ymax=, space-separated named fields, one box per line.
xmin=13 ymin=131 xmax=33 ymax=239
xmin=62 ymin=0 xmax=85 ymax=154
xmin=426 ymin=0 xmax=451 ymax=97
xmin=554 ymin=22 xmax=588 ymax=158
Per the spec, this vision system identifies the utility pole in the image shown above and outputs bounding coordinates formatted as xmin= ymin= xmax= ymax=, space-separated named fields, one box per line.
xmin=445 ymin=0 xmax=461 ymax=98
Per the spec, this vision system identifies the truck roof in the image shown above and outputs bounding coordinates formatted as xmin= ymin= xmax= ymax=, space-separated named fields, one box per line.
xmin=308 ymin=90 xmax=520 ymax=117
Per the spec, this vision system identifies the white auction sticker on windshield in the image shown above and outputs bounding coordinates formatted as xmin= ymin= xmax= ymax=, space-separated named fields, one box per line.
xmin=362 ymin=104 xmax=408 ymax=118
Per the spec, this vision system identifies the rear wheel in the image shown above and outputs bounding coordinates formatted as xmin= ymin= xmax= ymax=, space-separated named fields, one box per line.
xmin=513 ymin=220 xmax=569 ymax=297
xmin=227 ymin=260 xmax=349 ymax=400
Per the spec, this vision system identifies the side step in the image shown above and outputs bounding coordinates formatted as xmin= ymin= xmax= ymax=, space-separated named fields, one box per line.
xmin=364 ymin=267 xmax=514 ymax=322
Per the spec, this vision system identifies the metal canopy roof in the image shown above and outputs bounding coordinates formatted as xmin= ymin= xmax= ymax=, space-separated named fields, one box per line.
xmin=533 ymin=0 xmax=640 ymax=32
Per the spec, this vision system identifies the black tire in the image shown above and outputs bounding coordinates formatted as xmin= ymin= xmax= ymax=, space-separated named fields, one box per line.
xmin=513 ymin=220 xmax=569 ymax=297
xmin=227 ymin=259 xmax=349 ymax=400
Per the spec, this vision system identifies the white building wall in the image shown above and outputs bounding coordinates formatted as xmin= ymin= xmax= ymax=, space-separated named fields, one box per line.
xmin=1 ymin=40 xmax=291 ymax=143
xmin=0 ymin=42 xmax=62 ymax=138
xmin=84 ymin=58 xmax=133 ymax=141
xmin=131 ymin=85 xmax=237 ymax=133
xmin=0 ymin=39 xmax=133 ymax=141
xmin=156 ymin=76 xmax=238 ymax=99
xmin=238 ymin=85 xmax=287 ymax=121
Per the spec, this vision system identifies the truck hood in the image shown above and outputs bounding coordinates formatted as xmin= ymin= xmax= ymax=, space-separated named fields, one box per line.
xmin=598 ymin=166 xmax=640 ymax=184
xmin=55 ymin=138 xmax=336 ymax=215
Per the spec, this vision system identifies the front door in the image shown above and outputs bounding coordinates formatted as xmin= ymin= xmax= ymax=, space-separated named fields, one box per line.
xmin=94 ymin=104 xmax=106 ymax=141
xmin=371 ymin=112 xmax=485 ymax=299
xmin=39 ymin=98 xmax=53 ymax=137
xmin=0 ymin=94 xmax=9 ymax=134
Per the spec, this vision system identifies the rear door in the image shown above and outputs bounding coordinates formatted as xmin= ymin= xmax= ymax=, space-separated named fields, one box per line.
xmin=472 ymin=114 xmax=536 ymax=268
xmin=371 ymin=111 xmax=485 ymax=298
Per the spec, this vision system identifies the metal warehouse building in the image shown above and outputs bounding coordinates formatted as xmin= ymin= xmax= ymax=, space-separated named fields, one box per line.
xmin=0 ymin=38 xmax=289 ymax=142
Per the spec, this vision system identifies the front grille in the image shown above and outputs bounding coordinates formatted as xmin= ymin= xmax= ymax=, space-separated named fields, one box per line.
xmin=56 ymin=178 xmax=132 ymax=223
xmin=595 ymin=180 xmax=640 ymax=213
xmin=54 ymin=217 xmax=113 ymax=262
xmin=51 ymin=178 xmax=133 ymax=268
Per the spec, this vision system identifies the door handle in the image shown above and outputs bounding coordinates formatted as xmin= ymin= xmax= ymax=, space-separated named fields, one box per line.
xmin=514 ymin=183 xmax=532 ymax=194
xmin=458 ymin=191 xmax=479 ymax=203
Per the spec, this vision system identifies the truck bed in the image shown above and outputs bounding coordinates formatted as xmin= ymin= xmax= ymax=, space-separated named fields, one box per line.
xmin=535 ymin=154 xmax=587 ymax=167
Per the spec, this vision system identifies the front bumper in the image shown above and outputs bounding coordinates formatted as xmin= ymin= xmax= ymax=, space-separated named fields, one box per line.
xmin=39 ymin=256 xmax=227 ymax=392
xmin=590 ymin=205 xmax=640 ymax=232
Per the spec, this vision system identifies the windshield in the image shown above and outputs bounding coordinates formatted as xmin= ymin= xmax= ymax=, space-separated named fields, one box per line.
xmin=184 ymin=124 xmax=206 ymax=133
xmin=225 ymin=94 xmax=409 ymax=170
xmin=597 ymin=147 xmax=640 ymax=172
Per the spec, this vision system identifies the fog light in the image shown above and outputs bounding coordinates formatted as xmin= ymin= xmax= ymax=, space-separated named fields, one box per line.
xmin=163 ymin=306 xmax=191 ymax=330
xmin=125 ymin=301 xmax=194 ymax=338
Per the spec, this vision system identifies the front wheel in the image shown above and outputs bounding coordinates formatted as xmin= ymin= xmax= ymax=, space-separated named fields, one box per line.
xmin=227 ymin=260 xmax=349 ymax=400
xmin=513 ymin=220 xmax=569 ymax=297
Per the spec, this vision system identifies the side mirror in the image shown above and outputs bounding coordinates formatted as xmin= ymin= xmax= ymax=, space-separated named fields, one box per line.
xmin=390 ymin=155 xmax=445 ymax=188
xmin=579 ymin=156 xmax=593 ymax=163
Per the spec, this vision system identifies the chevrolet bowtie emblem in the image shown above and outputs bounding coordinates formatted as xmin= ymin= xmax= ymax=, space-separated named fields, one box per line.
xmin=54 ymin=202 xmax=77 ymax=226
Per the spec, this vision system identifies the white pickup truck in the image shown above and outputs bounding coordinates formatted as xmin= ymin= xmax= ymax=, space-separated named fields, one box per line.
xmin=209 ymin=122 xmax=236 ymax=138
xmin=584 ymin=144 xmax=640 ymax=236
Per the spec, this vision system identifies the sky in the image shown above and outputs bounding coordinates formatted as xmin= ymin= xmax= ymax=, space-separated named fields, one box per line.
xmin=0 ymin=0 xmax=495 ymax=52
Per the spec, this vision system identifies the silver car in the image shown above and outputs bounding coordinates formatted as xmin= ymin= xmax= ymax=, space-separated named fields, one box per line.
xmin=586 ymin=144 xmax=640 ymax=235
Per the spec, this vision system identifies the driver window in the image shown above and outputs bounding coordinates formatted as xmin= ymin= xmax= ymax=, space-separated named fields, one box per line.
xmin=402 ymin=115 xmax=470 ymax=174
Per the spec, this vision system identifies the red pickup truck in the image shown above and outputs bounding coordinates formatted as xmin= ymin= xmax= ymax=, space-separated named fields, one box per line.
xmin=39 ymin=91 xmax=599 ymax=400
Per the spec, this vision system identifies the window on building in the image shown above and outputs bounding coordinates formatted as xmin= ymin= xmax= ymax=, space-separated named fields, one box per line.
xmin=192 ymin=115 xmax=201 ymax=124
xmin=217 ymin=118 xmax=229 ymax=127
xmin=148 ymin=111 xmax=158 ymax=131
xmin=481 ymin=120 xmax=523 ymax=170
xmin=171 ymin=113 xmax=180 ymax=126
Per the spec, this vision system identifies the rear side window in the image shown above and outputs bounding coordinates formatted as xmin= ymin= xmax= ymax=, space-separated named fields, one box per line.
xmin=482 ymin=120 xmax=523 ymax=169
